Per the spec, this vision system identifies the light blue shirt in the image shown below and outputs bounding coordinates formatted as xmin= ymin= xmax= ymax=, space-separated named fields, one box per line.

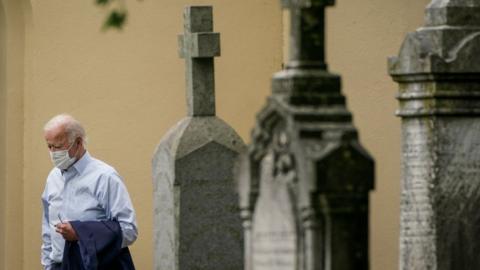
xmin=41 ymin=152 xmax=137 ymax=268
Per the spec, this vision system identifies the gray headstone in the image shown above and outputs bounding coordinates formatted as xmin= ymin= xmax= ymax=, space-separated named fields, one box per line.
xmin=389 ymin=1 xmax=480 ymax=269
xmin=237 ymin=1 xmax=374 ymax=270
xmin=152 ymin=6 xmax=245 ymax=270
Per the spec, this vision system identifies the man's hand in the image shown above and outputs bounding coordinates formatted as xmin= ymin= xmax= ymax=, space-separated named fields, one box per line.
xmin=55 ymin=222 xmax=78 ymax=241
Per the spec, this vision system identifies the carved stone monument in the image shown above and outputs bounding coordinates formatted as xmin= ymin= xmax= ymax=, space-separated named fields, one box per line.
xmin=237 ymin=1 xmax=374 ymax=270
xmin=389 ymin=1 xmax=480 ymax=269
xmin=152 ymin=6 xmax=245 ymax=270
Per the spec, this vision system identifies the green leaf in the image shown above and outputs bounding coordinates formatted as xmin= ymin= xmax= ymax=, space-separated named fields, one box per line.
xmin=96 ymin=0 xmax=110 ymax=6
xmin=103 ymin=10 xmax=127 ymax=30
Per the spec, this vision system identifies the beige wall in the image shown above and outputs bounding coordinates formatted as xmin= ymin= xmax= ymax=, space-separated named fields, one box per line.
xmin=0 ymin=0 xmax=29 ymax=269
xmin=0 ymin=0 xmax=432 ymax=269
xmin=22 ymin=1 xmax=282 ymax=270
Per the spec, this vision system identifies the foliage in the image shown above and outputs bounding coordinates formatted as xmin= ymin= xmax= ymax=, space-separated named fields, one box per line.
xmin=103 ymin=10 xmax=128 ymax=30
xmin=95 ymin=0 xmax=128 ymax=30
xmin=96 ymin=0 xmax=110 ymax=5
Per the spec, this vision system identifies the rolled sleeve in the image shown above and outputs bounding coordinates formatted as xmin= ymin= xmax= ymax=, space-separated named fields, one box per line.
xmin=103 ymin=172 xmax=138 ymax=247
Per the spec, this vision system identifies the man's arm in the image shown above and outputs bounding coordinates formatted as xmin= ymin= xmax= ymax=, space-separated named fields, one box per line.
xmin=102 ymin=172 xmax=138 ymax=247
xmin=41 ymin=189 xmax=55 ymax=269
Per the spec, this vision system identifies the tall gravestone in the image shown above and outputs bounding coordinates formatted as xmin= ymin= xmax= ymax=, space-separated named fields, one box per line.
xmin=237 ymin=1 xmax=374 ymax=270
xmin=389 ymin=1 xmax=480 ymax=269
xmin=152 ymin=6 xmax=245 ymax=270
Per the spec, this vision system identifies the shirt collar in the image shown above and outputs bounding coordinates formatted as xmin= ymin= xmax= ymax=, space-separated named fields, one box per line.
xmin=70 ymin=151 xmax=91 ymax=176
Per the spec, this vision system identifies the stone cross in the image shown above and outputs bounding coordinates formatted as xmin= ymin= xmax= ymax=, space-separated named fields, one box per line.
xmin=237 ymin=1 xmax=374 ymax=270
xmin=153 ymin=6 xmax=245 ymax=270
xmin=178 ymin=6 xmax=220 ymax=116
xmin=389 ymin=1 xmax=480 ymax=269
xmin=281 ymin=0 xmax=334 ymax=69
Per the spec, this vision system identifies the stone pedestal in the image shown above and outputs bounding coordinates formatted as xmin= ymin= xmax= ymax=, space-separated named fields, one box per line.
xmin=389 ymin=1 xmax=480 ymax=269
xmin=152 ymin=6 xmax=245 ymax=270
xmin=237 ymin=1 xmax=374 ymax=270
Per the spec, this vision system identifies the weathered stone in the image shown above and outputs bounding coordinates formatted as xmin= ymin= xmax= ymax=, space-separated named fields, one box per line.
xmin=389 ymin=1 xmax=480 ymax=269
xmin=237 ymin=1 xmax=374 ymax=270
xmin=178 ymin=6 xmax=220 ymax=116
xmin=426 ymin=0 xmax=480 ymax=27
xmin=152 ymin=6 xmax=245 ymax=270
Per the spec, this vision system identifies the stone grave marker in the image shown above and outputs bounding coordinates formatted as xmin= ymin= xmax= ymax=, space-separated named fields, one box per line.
xmin=237 ymin=1 xmax=375 ymax=269
xmin=389 ymin=1 xmax=480 ymax=269
xmin=152 ymin=6 xmax=245 ymax=270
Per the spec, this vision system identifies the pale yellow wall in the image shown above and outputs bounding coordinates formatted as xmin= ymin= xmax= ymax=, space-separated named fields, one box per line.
xmin=21 ymin=0 xmax=281 ymax=270
xmin=0 ymin=0 xmax=435 ymax=270
xmin=0 ymin=0 xmax=29 ymax=269
xmin=0 ymin=2 xmax=6 ymax=266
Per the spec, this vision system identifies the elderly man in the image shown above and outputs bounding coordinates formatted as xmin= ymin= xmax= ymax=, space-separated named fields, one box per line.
xmin=41 ymin=114 xmax=137 ymax=270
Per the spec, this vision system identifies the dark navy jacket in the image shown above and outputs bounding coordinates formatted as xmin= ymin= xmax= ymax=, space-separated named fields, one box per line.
xmin=61 ymin=220 xmax=135 ymax=270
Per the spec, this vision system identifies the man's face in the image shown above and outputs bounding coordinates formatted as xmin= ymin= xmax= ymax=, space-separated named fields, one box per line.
xmin=44 ymin=126 xmax=75 ymax=156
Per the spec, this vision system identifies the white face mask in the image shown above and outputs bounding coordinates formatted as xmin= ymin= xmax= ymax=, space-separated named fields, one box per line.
xmin=49 ymin=142 xmax=77 ymax=170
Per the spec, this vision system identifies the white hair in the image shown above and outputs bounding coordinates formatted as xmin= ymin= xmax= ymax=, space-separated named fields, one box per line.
xmin=44 ymin=113 xmax=87 ymax=145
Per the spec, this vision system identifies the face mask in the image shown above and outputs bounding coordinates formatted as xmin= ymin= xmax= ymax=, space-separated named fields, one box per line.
xmin=49 ymin=142 xmax=77 ymax=170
